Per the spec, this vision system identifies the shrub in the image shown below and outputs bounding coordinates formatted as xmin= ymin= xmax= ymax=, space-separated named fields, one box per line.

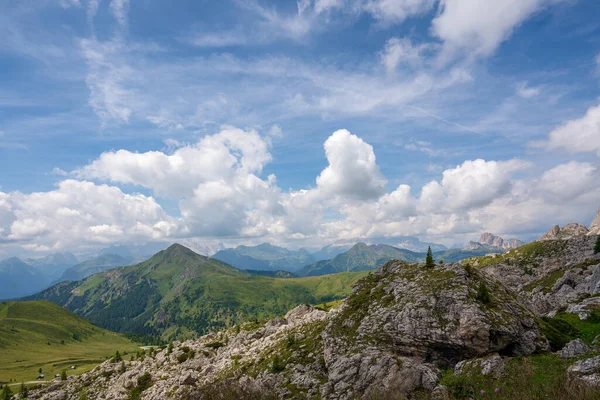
xmin=176 ymin=353 xmax=189 ymax=363
xmin=269 ymin=354 xmax=285 ymax=373
xmin=594 ymin=236 xmax=600 ymax=254
xmin=205 ymin=341 xmax=225 ymax=349
xmin=286 ymin=334 xmax=296 ymax=348
xmin=475 ymin=281 xmax=492 ymax=305
xmin=167 ymin=342 xmax=173 ymax=355
xmin=126 ymin=372 xmax=152 ymax=400
xmin=113 ymin=350 xmax=122 ymax=362
xmin=61 ymin=370 xmax=68 ymax=381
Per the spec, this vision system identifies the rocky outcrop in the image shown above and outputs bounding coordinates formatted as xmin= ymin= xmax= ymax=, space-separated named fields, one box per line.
xmin=473 ymin=236 xmax=600 ymax=316
xmin=589 ymin=208 xmax=600 ymax=236
xmin=568 ymin=356 xmax=600 ymax=388
xmin=28 ymin=258 xmax=550 ymax=400
xmin=540 ymin=223 xmax=589 ymax=241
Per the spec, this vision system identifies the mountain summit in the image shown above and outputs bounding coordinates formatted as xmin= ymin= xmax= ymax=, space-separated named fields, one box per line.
xmin=27 ymin=244 xmax=365 ymax=341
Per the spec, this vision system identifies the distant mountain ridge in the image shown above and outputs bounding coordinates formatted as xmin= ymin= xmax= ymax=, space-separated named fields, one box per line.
xmin=212 ymin=242 xmax=318 ymax=272
xmin=0 ymin=257 xmax=49 ymax=300
xmin=57 ymin=253 xmax=133 ymax=282
xmin=465 ymin=232 xmax=524 ymax=251
xmin=25 ymin=252 xmax=79 ymax=281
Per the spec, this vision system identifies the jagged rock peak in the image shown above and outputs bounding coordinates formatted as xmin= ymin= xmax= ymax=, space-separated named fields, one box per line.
xmin=539 ymin=223 xmax=589 ymax=241
xmin=589 ymin=207 xmax=600 ymax=235
xmin=469 ymin=232 xmax=523 ymax=250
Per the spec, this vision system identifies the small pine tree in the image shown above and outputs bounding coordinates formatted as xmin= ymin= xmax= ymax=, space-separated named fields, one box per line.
xmin=475 ymin=281 xmax=492 ymax=305
xmin=19 ymin=382 xmax=28 ymax=398
xmin=167 ymin=342 xmax=173 ymax=355
xmin=425 ymin=246 xmax=435 ymax=268
xmin=1 ymin=385 xmax=13 ymax=400
xmin=113 ymin=350 xmax=122 ymax=362
xmin=38 ymin=368 xmax=42 ymax=374
xmin=119 ymin=361 xmax=126 ymax=374
xmin=61 ymin=370 xmax=67 ymax=381
xmin=595 ymin=236 xmax=600 ymax=254
xmin=439 ymin=259 xmax=444 ymax=265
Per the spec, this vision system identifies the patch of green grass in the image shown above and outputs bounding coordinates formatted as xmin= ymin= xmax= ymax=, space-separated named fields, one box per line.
xmin=553 ymin=311 xmax=600 ymax=344
xmin=440 ymin=353 xmax=600 ymax=400
xmin=0 ymin=301 xmax=137 ymax=384
xmin=523 ymin=269 xmax=565 ymax=293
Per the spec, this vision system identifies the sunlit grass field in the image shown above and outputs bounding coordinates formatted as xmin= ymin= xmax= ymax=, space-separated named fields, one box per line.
xmin=0 ymin=300 xmax=137 ymax=384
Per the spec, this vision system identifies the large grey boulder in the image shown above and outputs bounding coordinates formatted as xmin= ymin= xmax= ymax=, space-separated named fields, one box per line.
xmin=568 ymin=356 xmax=600 ymax=388
xmin=454 ymin=353 xmax=505 ymax=377
xmin=559 ymin=339 xmax=590 ymax=358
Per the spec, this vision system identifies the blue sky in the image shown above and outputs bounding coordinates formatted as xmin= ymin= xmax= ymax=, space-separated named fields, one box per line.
xmin=0 ymin=0 xmax=599 ymax=256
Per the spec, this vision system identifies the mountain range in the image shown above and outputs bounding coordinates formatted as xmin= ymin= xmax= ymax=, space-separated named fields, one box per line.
xmin=465 ymin=232 xmax=524 ymax=250
xmin=0 ymin=257 xmax=50 ymax=300
xmin=212 ymin=242 xmax=318 ymax=272
xmin=57 ymin=253 xmax=133 ymax=282
xmin=26 ymin=244 xmax=368 ymax=342
xmin=24 ymin=252 xmax=79 ymax=281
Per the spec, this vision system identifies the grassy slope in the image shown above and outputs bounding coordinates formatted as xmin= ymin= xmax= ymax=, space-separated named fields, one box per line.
xmin=440 ymin=352 xmax=600 ymax=400
xmin=28 ymin=245 xmax=368 ymax=342
xmin=298 ymin=243 xmax=423 ymax=276
xmin=0 ymin=301 xmax=137 ymax=383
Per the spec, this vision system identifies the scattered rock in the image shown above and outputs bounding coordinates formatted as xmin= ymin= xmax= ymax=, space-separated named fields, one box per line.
xmin=179 ymin=371 xmax=198 ymax=385
xmin=455 ymin=353 xmax=505 ymax=377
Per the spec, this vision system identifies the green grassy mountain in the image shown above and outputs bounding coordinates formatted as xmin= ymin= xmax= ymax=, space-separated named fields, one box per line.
xmin=0 ymin=300 xmax=137 ymax=383
xmin=0 ymin=258 xmax=49 ymax=300
xmin=297 ymin=243 xmax=423 ymax=276
xmin=57 ymin=253 xmax=132 ymax=283
xmin=27 ymin=244 xmax=367 ymax=342
xmin=212 ymin=242 xmax=316 ymax=272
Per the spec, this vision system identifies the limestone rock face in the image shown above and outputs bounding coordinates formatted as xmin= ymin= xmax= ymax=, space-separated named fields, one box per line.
xmin=559 ymin=339 xmax=590 ymax=359
xmin=323 ymin=261 xmax=547 ymax=365
xmin=540 ymin=223 xmax=589 ymax=241
xmin=589 ymin=208 xmax=600 ymax=236
xmin=475 ymin=236 xmax=600 ymax=316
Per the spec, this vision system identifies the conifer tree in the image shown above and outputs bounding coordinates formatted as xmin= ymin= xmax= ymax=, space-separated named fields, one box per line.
xmin=425 ymin=246 xmax=435 ymax=268
xmin=20 ymin=382 xmax=28 ymax=398
xmin=1 ymin=385 xmax=13 ymax=400
xmin=595 ymin=236 xmax=600 ymax=254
